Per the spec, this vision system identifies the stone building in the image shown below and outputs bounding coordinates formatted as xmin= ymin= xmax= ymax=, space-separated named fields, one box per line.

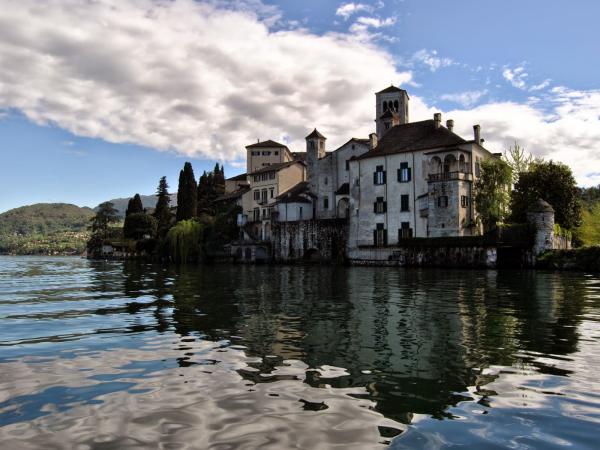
xmin=346 ymin=86 xmax=493 ymax=261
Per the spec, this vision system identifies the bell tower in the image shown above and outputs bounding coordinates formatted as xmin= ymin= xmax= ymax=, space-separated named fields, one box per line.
xmin=375 ymin=85 xmax=409 ymax=139
xmin=306 ymin=128 xmax=326 ymax=194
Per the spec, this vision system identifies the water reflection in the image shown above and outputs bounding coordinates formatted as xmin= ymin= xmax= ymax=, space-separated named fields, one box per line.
xmin=0 ymin=257 xmax=599 ymax=449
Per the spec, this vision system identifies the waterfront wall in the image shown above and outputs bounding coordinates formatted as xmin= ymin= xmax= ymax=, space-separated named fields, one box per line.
xmin=271 ymin=219 xmax=347 ymax=262
xmin=348 ymin=238 xmax=498 ymax=268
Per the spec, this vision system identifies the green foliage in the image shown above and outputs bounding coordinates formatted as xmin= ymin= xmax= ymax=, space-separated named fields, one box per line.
xmin=537 ymin=246 xmax=600 ymax=272
xmin=580 ymin=184 xmax=600 ymax=204
xmin=197 ymin=164 xmax=226 ymax=215
xmin=153 ymin=176 xmax=173 ymax=238
xmin=125 ymin=194 xmax=144 ymax=217
xmin=0 ymin=203 xmax=94 ymax=236
xmin=123 ymin=213 xmax=157 ymax=240
xmin=0 ymin=203 xmax=93 ymax=255
xmin=166 ymin=219 xmax=204 ymax=263
xmin=176 ymin=162 xmax=198 ymax=222
xmin=474 ymin=158 xmax=513 ymax=232
xmin=89 ymin=202 xmax=120 ymax=238
xmin=503 ymin=142 xmax=537 ymax=183
xmin=575 ymin=201 xmax=600 ymax=246
xmin=510 ymin=161 xmax=582 ymax=230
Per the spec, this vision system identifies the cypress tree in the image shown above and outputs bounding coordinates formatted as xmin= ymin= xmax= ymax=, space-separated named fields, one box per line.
xmin=153 ymin=176 xmax=172 ymax=237
xmin=176 ymin=162 xmax=197 ymax=221
xmin=125 ymin=193 xmax=144 ymax=217
xmin=214 ymin=163 xmax=225 ymax=196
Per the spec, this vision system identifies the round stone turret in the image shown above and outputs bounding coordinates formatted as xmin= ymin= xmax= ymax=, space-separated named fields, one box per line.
xmin=526 ymin=198 xmax=555 ymax=255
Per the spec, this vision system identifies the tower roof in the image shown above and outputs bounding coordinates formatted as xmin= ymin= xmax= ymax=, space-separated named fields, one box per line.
xmin=528 ymin=198 xmax=554 ymax=213
xmin=376 ymin=85 xmax=407 ymax=95
xmin=305 ymin=128 xmax=326 ymax=140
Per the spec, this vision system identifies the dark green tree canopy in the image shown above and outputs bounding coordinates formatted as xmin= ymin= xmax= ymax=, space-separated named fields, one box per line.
xmin=89 ymin=202 xmax=119 ymax=238
xmin=510 ymin=161 xmax=582 ymax=229
xmin=125 ymin=194 xmax=144 ymax=217
xmin=176 ymin=162 xmax=198 ymax=222
xmin=474 ymin=158 xmax=513 ymax=232
xmin=124 ymin=213 xmax=157 ymax=240
xmin=153 ymin=176 xmax=172 ymax=238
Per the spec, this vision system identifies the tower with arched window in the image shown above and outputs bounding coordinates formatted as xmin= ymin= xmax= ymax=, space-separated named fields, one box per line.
xmin=375 ymin=85 xmax=409 ymax=139
xmin=305 ymin=128 xmax=326 ymax=194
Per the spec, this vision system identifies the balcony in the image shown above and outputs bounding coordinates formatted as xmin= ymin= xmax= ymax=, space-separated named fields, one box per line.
xmin=428 ymin=171 xmax=472 ymax=182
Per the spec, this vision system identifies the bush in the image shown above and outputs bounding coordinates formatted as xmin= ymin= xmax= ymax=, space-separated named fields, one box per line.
xmin=536 ymin=246 xmax=600 ymax=272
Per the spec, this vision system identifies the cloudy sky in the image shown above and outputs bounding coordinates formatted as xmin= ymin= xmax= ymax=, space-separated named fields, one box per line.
xmin=1 ymin=0 xmax=599 ymax=212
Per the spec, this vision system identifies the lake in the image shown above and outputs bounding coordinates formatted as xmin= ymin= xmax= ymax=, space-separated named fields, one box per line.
xmin=0 ymin=256 xmax=599 ymax=449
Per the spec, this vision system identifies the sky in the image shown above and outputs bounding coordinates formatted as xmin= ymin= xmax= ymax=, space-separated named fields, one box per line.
xmin=1 ymin=0 xmax=599 ymax=212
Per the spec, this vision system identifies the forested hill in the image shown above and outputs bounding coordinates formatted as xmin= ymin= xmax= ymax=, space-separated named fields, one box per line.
xmin=98 ymin=193 xmax=177 ymax=218
xmin=0 ymin=204 xmax=94 ymax=255
xmin=0 ymin=203 xmax=94 ymax=236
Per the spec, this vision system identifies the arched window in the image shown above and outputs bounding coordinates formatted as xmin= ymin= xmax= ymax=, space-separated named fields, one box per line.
xmin=430 ymin=156 xmax=442 ymax=174
xmin=443 ymin=154 xmax=457 ymax=173
xmin=394 ymin=100 xmax=399 ymax=111
xmin=383 ymin=101 xmax=388 ymax=111
xmin=459 ymin=154 xmax=466 ymax=172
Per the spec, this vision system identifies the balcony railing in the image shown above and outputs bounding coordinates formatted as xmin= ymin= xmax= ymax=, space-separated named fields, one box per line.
xmin=428 ymin=171 xmax=472 ymax=182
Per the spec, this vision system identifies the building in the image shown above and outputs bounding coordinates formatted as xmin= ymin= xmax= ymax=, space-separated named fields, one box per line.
xmin=240 ymin=160 xmax=306 ymax=240
xmin=346 ymin=86 xmax=493 ymax=261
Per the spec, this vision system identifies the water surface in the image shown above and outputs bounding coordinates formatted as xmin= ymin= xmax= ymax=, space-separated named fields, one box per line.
xmin=1 ymin=256 xmax=599 ymax=449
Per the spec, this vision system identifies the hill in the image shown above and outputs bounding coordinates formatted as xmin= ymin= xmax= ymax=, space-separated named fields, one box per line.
xmin=0 ymin=203 xmax=94 ymax=255
xmin=97 ymin=193 xmax=177 ymax=217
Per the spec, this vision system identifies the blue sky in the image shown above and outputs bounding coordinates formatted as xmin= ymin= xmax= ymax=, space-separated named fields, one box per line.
xmin=1 ymin=0 xmax=599 ymax=213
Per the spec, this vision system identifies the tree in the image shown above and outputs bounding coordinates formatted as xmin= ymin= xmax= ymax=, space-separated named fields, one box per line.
xmin=166 ymin=219 xmax=205 ymax=263
xmin=503 ymin=142 xmax=536 ymax=183
xmin=176 ymin=162 xmax=197 ymax=221
xmin=89 ymin=202 xmax=119 ymax=239
xmin=125 ymin=194 xmax=144 ymax=217
xmin=153 ymin=176 xmax=172 ymax=238
xmin=124 ymin=213 xmax=157 ymax=240
xmin=474 ymin=158 xmax=513 ymax=233
xmin=510 ymin=160 xmax=582 ymax=229
xmin=576 ymin=202 xmax=600 ymax=246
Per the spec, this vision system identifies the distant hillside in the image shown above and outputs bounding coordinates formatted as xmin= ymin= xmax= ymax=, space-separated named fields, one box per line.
xmin=98 ymin=193 xmax=177 ymax=217
xmin=0 ymin=203 xmax=94 ymax=255
xmin=0 ymin=203 xmax=94 ymax=236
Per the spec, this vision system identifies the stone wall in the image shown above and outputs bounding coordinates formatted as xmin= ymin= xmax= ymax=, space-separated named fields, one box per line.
xmin=271 ymin=219 xmax=347 ymax=263
xmin=348 ymin=240 xmax=498 ymax=268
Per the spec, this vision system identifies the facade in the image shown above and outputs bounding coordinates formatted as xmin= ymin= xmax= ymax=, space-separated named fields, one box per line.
xmin=240 ymin=161 xmax=306 ymax=240
xmin=347 ymin=113 xmax=492 ymax=260
xmin=232 ymin=83 xmax=495 ymax=263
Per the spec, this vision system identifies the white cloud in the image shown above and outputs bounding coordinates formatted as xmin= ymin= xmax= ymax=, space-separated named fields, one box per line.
xmin=502 ymin=65 xmax=528 ymax=89
xmin=0 ymin=0 xmax=597 ymax=187
xmin=438 ymin=87 xmax=600 ymax=186
xmin=335 ymin=3 xmax=374 ymax=20
xmin=440 ymin=90 xmax=488 ymax=107
xmin=529 ymin=78 xmax=551 ymax=92
xmin=412 ymin=49 xmax=454 ymax=72
xmin=0 ymin=0 xmax=411 ymax=164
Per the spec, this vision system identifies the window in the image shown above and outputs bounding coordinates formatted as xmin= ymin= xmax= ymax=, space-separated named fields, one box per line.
xmin=319 ymin=141 xmax=324 ymax=149
xmin=461 ymin=195 xmax=469 ymax=208
xmin=310 ymin=141 xmax=315 ymax=150
xmin=254 ymin=175 xmax=259 ymax=182
xmin=270 ymin=188 xmax=274 ymax=198
xmin=345 ymin=160 xmax=350 ymax=171
xmin=262 ymin=208 xmax=268 ymax=219
xmin=253 ymin=190 xmax=260 ymax=201
xmin=323 ymin=197 xmax=329 ymax=209
xmin=398 ymin=162 xmax=411 ymax=182
xmin=274 ymin=151 xmax=279 ymax=156
xmin=399 ymin=222 xmax=413 ymax=239
xmin=385 ymin=122 xmax=390 ymax=130
xmin=269 ymin=171 xmax=275 ymax=180
xmin=262 ymin=151 xmax=271 ymax=156
xmin=374 ymin=196 xmax=386 ymax=214
xmin=261 ymin=189 xmax=267 ymax=203
xmin=475 ymin=158 xmax=481 ymax=177
xmin=324 ymin=176 xmax=328 ymax=185
xmin=253 ymin=208 xmax=260 ymax=221
xmin=299 ymin=206 xmax=303 ymax=219
xmin=401 ymin=195 xmax=409 ymax=212
xmin=374 ymin=223 xmax=387 ymax=247
xmin=373 ymin=165 xmax=386 ymax=185
xmin=438 ymin=195 xmax=448 ymax=208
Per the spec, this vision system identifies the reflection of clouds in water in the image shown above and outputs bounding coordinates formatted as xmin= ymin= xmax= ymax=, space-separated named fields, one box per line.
xmin=0 ymin=334 xmax=403 ymax=449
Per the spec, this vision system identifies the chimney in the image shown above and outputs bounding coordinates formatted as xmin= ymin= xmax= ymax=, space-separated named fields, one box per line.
xmin=434 ymin=113 xmax=442 ymax=128
xmin=446 ymin=119 xmax=454 ymax=132
xmin=369 ymin=132 xmax=378 ymax=150
xmin=473 ymin=124 xmax=481 ymax=144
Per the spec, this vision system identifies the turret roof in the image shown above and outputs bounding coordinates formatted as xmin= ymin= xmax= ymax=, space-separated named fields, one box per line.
xmin=305 ymin=128 xmax=326 ymax=140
